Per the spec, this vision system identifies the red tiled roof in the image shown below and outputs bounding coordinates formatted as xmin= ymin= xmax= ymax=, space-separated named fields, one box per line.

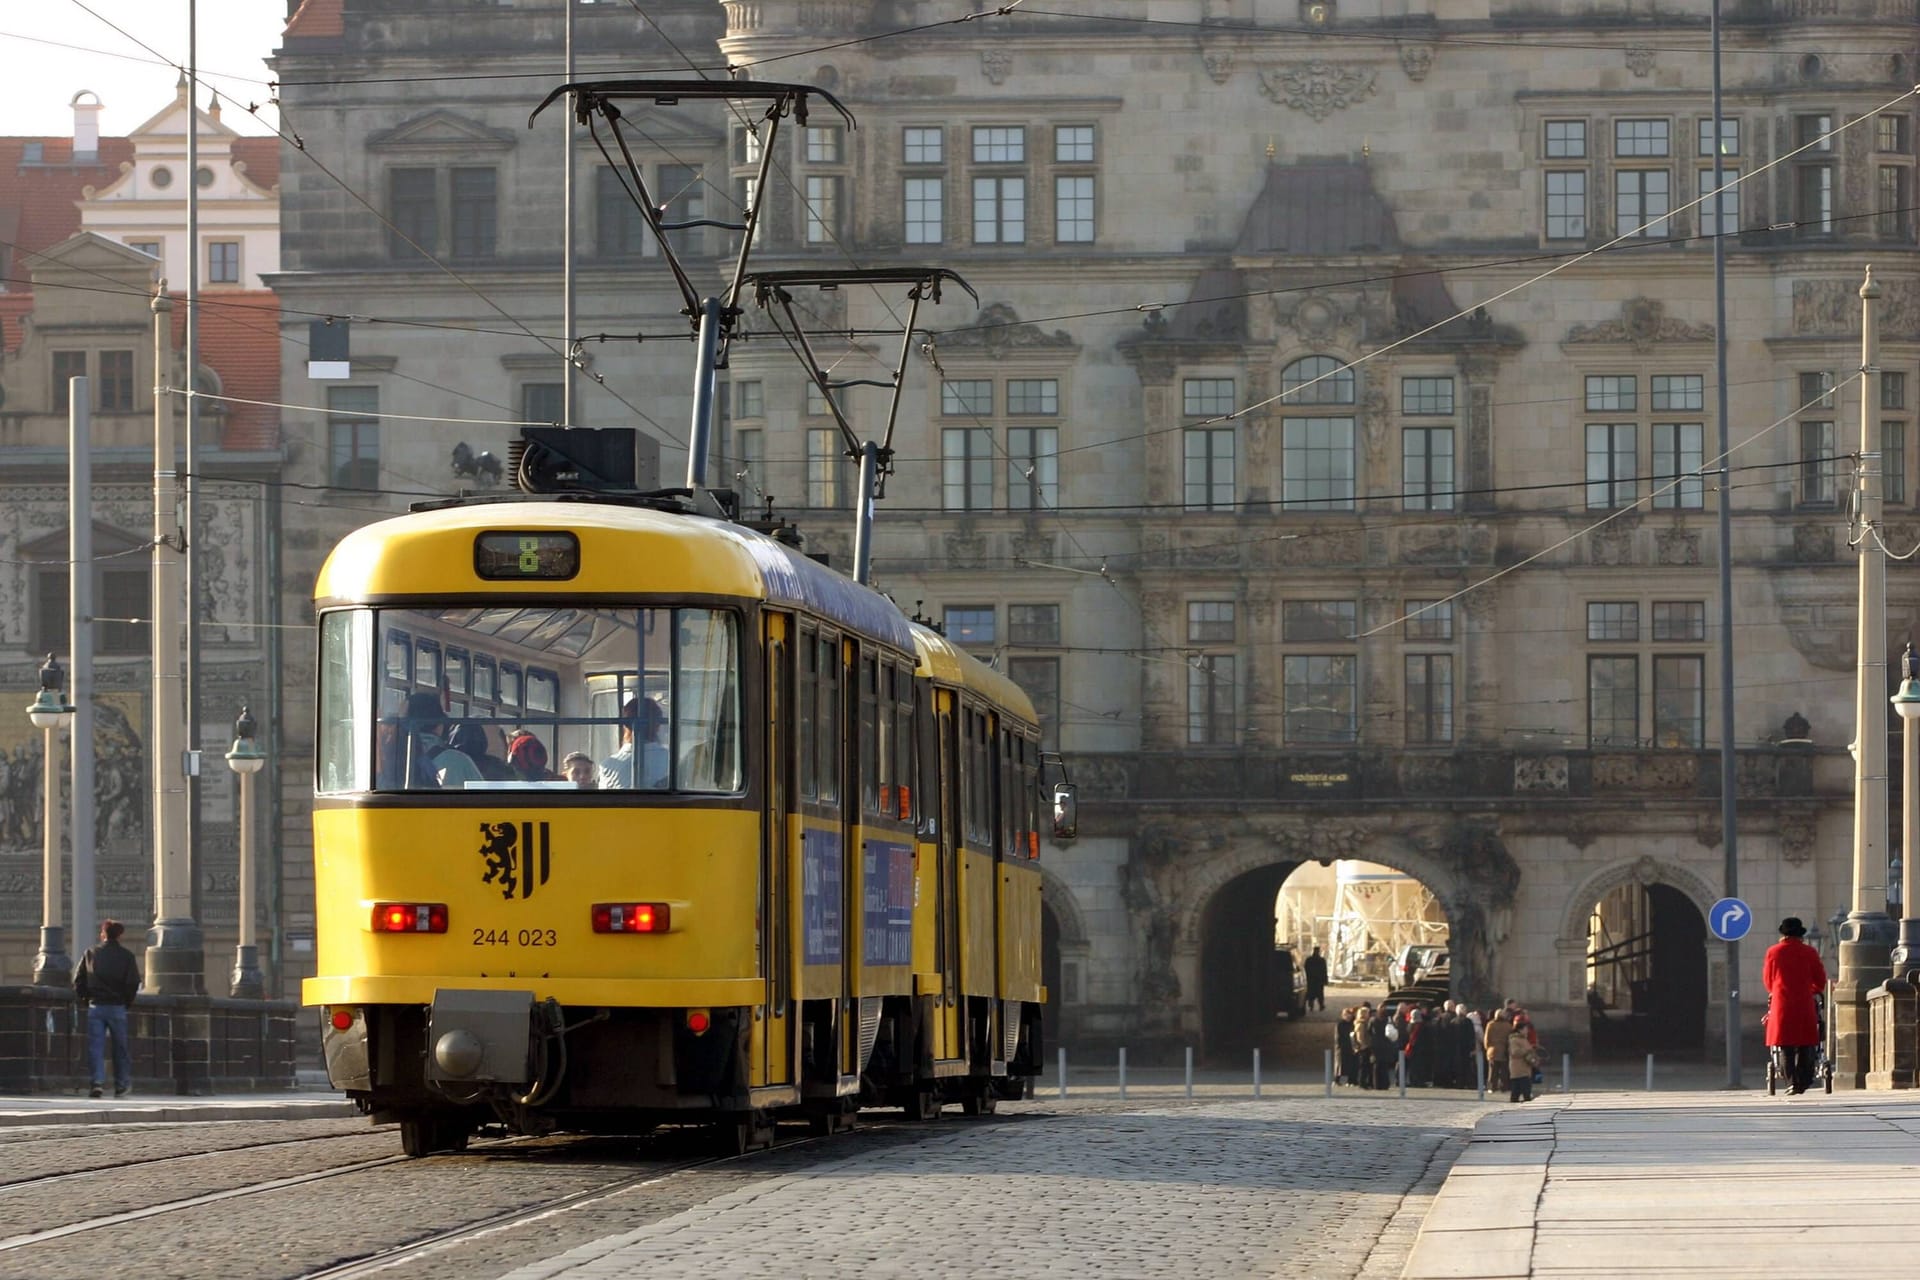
xmin=284 ymin=0 xmax=344 ymax=39
xmin=230 ymin=136 xmax=280 ymax=191
xmin=171 ymin=289 xmax=283 ymax=451
xmin=0 ymin=137 xmax=135 ymax=280
xmin=0 ymin=292 xmax=34 ymax=355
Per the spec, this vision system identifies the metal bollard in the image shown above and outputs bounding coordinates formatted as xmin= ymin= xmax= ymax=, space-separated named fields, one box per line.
xmin=1398 ymin=1053 xmax=1407 ymax=1098
xmin=1253 ymin=1048 xmax=1262 ymax=1098
xmin=1646 ymin=1053 xmax=1654 ymax=1091
xmin=1119 ymin=1046 xmax=1127 ymax=1100
xmin=1475 ymin=1052 xmax=1486 ymax=1101
xmin=1324 ymin=1048 xmax=1334 ymax=1097
xmin=1562 ymin=1052 xmax=1571 ymax=1095
xmin=1058 ymin=1047 xmax=1067 ymax=1099
xmin=1185 ymin=1046 xmax=1194 ymax=1099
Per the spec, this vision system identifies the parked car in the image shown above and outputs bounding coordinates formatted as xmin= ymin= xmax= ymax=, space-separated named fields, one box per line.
xmin=1393 ymin=944 xmax=1448 ymax=990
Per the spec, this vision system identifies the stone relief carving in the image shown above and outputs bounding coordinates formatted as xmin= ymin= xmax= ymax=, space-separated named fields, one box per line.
xmin=1203 ymin=50 xmax=1234 ymax=84
xmin=1694 ymin=811 xmax=1723 ymax=851
xmin=1656 ymin=520 xmax=1701 ymax=566
xmin=1257 ymin=61 xmax=1378 ymax=121
xmin=936 ymin=301 xmax=1075 ymax=350
xmin=1273 ymin=529 xmax=1363 ymax=566
xmin=943 ymin=529 xmax=989 ymax=568
xmin=1008 ymin=531 xmax=1055 ymax=563
xmin=980 ymin=50 xmax=1011 ymax=85
xmin=1513 ymin=755 xmax=1569 ymax=793
xmin=1625 ymin=47 xmax=1655 ymax=77
xmin=1792 ymin=523 xmax=1836 ymax=563
xmin=1564 ymin=297 xmax=1715 ymax=351
xmin=1398 ymin=42 xmax=1434 ymax=81
xmin=1791 ymin=277 xmax=1919 ymax=338
xmin=1589 ymin=521 xmax=1636 ymax=566
xmin=1778 ymin=812 xmax=1817 ymax=865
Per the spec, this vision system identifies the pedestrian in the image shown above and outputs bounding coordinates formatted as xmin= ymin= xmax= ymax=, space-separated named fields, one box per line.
xmin=1352 ymin=1007 xmax=1374 ymax=1090
xmin=1303 ymin=946 xmax=1329 ymax=1012
xmin=448 ymin=722 xmax=515 ymax=781
xmin=505 ymin=730 xmax=557 ymax=783
xmin=1335 ymin=1007 xmax=1357 ymax=1086
xmin=73 ymin=919 xmax=141 ymax=1098
xmin=1507 ymin=1014 xmax=1540 ymax=1102
xmin=1763 ymin=915 xmax=1828 ymax=1095
xmin=1484 ymin=1006 xmax=1513 ymax=1096
xmin=1372 ymin=1009 xmax=1397 ymax=1089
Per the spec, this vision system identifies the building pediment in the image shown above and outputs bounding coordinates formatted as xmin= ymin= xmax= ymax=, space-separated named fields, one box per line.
xmin=19 ymin=521 xmax=149 ymax=562
xmin=31 ymin=231 xmax=161 ymax=279
xmin=367 ymin=110 xmax=517 ymax=153
xmin=934 ymin=302 xmax=1077 ymax=353
xmin=1562 ymin=297 xmax=1714 ymax=351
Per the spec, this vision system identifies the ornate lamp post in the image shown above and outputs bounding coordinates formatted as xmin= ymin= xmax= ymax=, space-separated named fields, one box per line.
xmin=226 ymin=706 xmax=266 ymax=999
xmin=27 ymin=654 xmax=76 ymax=987
xmin=1890 ymin=645 xmax=1920 ymax=976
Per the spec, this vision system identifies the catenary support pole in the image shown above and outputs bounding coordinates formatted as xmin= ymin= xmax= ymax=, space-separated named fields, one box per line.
xmin=148 ymin=289 xmax=201 ymax=993
xmin=1325 ymin=1048 xmax=1333 ymax=1097
xmin=1476 ymin=1052 xmax=1486 ymax=1101
xmin=1646 ymin=1054 xmax=1655 ymax=1091
xmin=1836 ymin=267 xmax=1892 ymax=1088
xmin=1253 ymin=1048 xmax=1261 ymax=1098
xmin=1184 ymin=1046 xmax=1193 ymax=1098
xmin=852 ymin=441 xmax=881 ymax=586
xmin=686 ymin=297 xmax=721 ymax=490
xmin=1710 ymin=0 xmax=1742 ymax=1090
xmin=70 ymin=383 xmax=95 ymax=951
xmin=561 ymin=0 xmax=575 ymax=427
xmin=1118 ymin=1047 xmax=1127 ymax=1100
xmin=1058 ymin=1047 xmax=1066 ymax=1098
xmin=184 ymin=0 xmax=203 ymax=934
xmin=1562 ymin=1052 xmax=1571 ymax=1095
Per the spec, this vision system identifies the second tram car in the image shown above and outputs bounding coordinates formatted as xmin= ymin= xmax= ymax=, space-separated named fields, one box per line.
xmin=305 ymin=497 xmax=1046 ymax=1154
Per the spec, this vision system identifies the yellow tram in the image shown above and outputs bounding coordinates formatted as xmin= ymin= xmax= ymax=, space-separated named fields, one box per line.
xmin=304 ymin=498 xmax=1046 ymax=1155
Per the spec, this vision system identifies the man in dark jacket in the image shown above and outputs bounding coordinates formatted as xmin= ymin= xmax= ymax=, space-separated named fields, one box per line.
xmin=73 ymin=919 xmax=141 ymax=1098
xmin=1303 ymin=947 xmax=1329 ymax=1011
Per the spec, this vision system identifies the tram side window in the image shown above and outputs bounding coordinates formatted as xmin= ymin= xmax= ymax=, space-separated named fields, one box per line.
xmin=915 ymin=682 xmax=938 ymax=839
xmin=999 ymin=727 xmax=1017 ymax=857
xmin=860 ymin=655 xmax=880 ymax=815
xmin=799 ymin=627 xmax=818 ymax=800
xmin=892 ymin=666 xmax=915 ymax=823
xmin=963 ymin=708 xmax=991 ymax=848
xmin=818 ymin=633 xmax=841 ymax=804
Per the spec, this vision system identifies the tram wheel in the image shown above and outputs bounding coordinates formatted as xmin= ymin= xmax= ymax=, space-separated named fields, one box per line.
xmin=960 ymin=1087 xmax=997 ymax=1116
xmin=400 ymin=1118 xmax=457 ymax=1158
xmin=902 ymin=1088 xmax=940 ymax=1121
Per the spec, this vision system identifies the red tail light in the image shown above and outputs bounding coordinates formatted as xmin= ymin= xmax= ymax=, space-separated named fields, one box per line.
xmin=370 ymin=902 xmax=448 ymax=933
xmin=592 ymin=902 xmax=670 ymax=933
xmin=330 ymin=1008 xmax=355 ymax=1032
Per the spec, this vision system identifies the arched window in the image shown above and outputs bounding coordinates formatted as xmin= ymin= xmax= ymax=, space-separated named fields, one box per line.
xmin=1280 ymin=355 xmax=1355 ymax=406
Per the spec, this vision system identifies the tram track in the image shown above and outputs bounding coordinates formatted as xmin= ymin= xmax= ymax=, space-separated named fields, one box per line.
xmin=0 ymin=1126 xmax=388 ymax=1193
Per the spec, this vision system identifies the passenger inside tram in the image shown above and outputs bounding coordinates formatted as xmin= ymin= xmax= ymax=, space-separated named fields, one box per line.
xmin=317 ymin=603 xmax=742 ymax=795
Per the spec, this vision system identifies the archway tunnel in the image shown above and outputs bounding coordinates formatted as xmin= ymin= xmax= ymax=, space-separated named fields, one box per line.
xmin=1585 ymin=881 xmax=1707 ymax=1055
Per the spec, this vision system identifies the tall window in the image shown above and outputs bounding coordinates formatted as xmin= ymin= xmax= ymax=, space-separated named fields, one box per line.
xmin=1798 ymin=371 xmax=1838 ymax=505
xmin=207 ymin=240 xmax=240 ymax=284
xmin=1615 ymin=169 xmax=1670 ymax=238
xmin=1403 ymin=427 xmax=1454 ymax=511
xmin=389 ymin=167 xmax=436 ymax=259
xmin=1886 ymin=372 xmax=1910 ymax=505
xmin=904 ymin=177 xmax=943 ymax=244
xmin=522 ymin=382 xmax=563 ymax=425
xmin=1055 ymin=175 xmax=1095 ymax=243
xmin=942 ymin=428 xmax=994 ymax=511
xmin=1282 ymin=600 xmax=1357 ymax=745
xmin=1546 ymin=171 xmax=1587 ymax=240
xmin=52 ymin=351 xmax=86 ymax=412
xmin=1008 ymin=426 xmax=1059 ymax=510
xmin=449 ymin=167 xmax=497 ymax=260
xmin=1283 ymin=419 xmax=1355 ymax=511
xmin=1653 ymin=656 xmax=1705 ymax=747
xmin=1880 ymin=165 xmax=1912 ymax=240
xmin=1405 ymin=654 xmax=1453 ymax=745
xmin=1588 ymin=657 xmax=1639 ymax=746
xmin=97 ymin=349 xmax=134 ymax=412
xmin=328 ymin=387 xmax=380 ymax=489
xmin=1584 ymin=376 xmax=1638 ymax=510
xmin=804 ymin=175 xmax=843 ymax=244
xmin=1187 ymin=602 xmax=1235 ymax=746
xmin=1795 ymin=114 xmax=1835 ymax=237
xmin=596 ymin=166 xmax=649 ymax=256
xmin=1184 ymin=430 xmax=1235 ymax=511
xmin=805 ymin=127 xmax=842 ymax=163
xmin=807 ymin=428 xmax=844 ymax=508
xmin=1699 ymin=166 xmax=1740 ymax=236
xmin=1650 ymin=375 xmax=1705 ymax=509
xmin=1009 ymin=603 xmax=1061 ymax=645
xmin=971 ymin=125 xmax=1026 ymax=244
xmin=944 ymin=606 xmax=995 ymax=646
xmin=658 ymin=163 xmax=705 ymax=255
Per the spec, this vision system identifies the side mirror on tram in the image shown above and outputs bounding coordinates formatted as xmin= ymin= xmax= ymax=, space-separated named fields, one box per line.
xmin=1051 ymin=782 xmax=1079 ymax=842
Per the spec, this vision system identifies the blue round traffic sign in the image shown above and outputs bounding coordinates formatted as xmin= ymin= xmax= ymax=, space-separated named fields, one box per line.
xmin=1708 ymin=897 xmax=1753 ymax=942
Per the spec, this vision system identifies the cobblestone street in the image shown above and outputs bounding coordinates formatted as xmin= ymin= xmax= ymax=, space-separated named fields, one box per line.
xmin=500 ymin=1094 xmax=1492 ymax=1280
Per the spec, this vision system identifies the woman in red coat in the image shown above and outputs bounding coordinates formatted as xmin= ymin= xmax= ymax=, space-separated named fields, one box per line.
xmin=1763 ymin=916 xmax=1828 ymax=1094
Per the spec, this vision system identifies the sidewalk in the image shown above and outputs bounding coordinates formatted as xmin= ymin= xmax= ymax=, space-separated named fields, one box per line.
xmin=1403 ymin=1089 xmax=1920 ymax=1279
xmin=0 ymin=1082 xmax=355 ymax=1127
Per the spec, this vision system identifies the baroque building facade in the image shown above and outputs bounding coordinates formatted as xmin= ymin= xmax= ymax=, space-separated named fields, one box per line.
xmin=270 ymin=0 xmax=1918 ymax=1053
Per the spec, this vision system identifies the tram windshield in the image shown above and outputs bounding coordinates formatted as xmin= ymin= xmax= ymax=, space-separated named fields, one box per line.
xmin=316 ymin=605 xmax=742 ymax=795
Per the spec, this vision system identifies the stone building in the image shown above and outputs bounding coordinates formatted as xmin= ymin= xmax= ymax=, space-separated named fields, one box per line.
xmin=0 ymin=93 xmax=286 ymax=991
xmin=270 ymin=0 xmax=1917 ymax=1055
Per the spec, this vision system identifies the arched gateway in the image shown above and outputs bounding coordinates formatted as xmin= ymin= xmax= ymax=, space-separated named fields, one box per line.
xmin=1118 ymin=816 xmax=1521 ymax=1046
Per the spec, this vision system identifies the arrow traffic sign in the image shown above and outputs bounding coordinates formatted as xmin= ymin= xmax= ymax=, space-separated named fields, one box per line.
xmin=1708 ymin=896 xmax=1752 ymax=942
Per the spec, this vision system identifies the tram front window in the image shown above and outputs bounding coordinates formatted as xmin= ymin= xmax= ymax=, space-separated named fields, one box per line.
xmin=316 ymin=605 xmax=743 ymax=794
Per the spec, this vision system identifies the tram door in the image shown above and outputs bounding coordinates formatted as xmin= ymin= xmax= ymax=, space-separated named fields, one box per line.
xmin=935 ymin=689 xmax=963 ymax=1063
xmin=761 ymin=614 xmax=793 ymax=1087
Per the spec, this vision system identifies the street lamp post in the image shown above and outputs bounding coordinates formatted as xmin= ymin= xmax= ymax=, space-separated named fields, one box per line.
xmin=28 ymin=654 xmax=76 ymax=987
xmin=1890 ymin=644 xmax=1920 ymax=976
xmin=226 ymin=706 xmax=266 ymax=999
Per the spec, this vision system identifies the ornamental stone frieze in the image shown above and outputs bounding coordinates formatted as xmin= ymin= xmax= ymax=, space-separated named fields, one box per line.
xmin=1588 ymin=518 xmax=1637 ymax=566
xmin=1793 ymin=277 xmax=1919 ymax=338
xmin=1563 ymin=297 xmax=1714 ymax=351
xmin=980 ymin=50 xmax=1011 ymax=85
xmin=1655 ymin=519 xmax=1701 ymax=566
xmin=937 ymin=302 xmax=1075 ymax=351
xmin=1257 ymin=61 xmax=1377 ymax=121
xmin=1397 ymin=42 xmax=1434 ymax=82
xmin=1514 ymin=754 xmax=1570 ymax=793
xmin=1271 ymin=527 xmax=1363 ymax=566
xmin=1625 ymin=48 xmax=1655 ymax=78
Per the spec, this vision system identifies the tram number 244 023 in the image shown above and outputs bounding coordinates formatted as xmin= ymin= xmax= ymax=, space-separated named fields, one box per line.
xmin=473 ymin=928 xmax=559 ymax=947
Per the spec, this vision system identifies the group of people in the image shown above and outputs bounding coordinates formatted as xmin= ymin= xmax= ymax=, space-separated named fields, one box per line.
xmin=386 ymin=691 xmax=667 ymax=791
xmin=1335 ymin=999 xmax=1546 ymax=1102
